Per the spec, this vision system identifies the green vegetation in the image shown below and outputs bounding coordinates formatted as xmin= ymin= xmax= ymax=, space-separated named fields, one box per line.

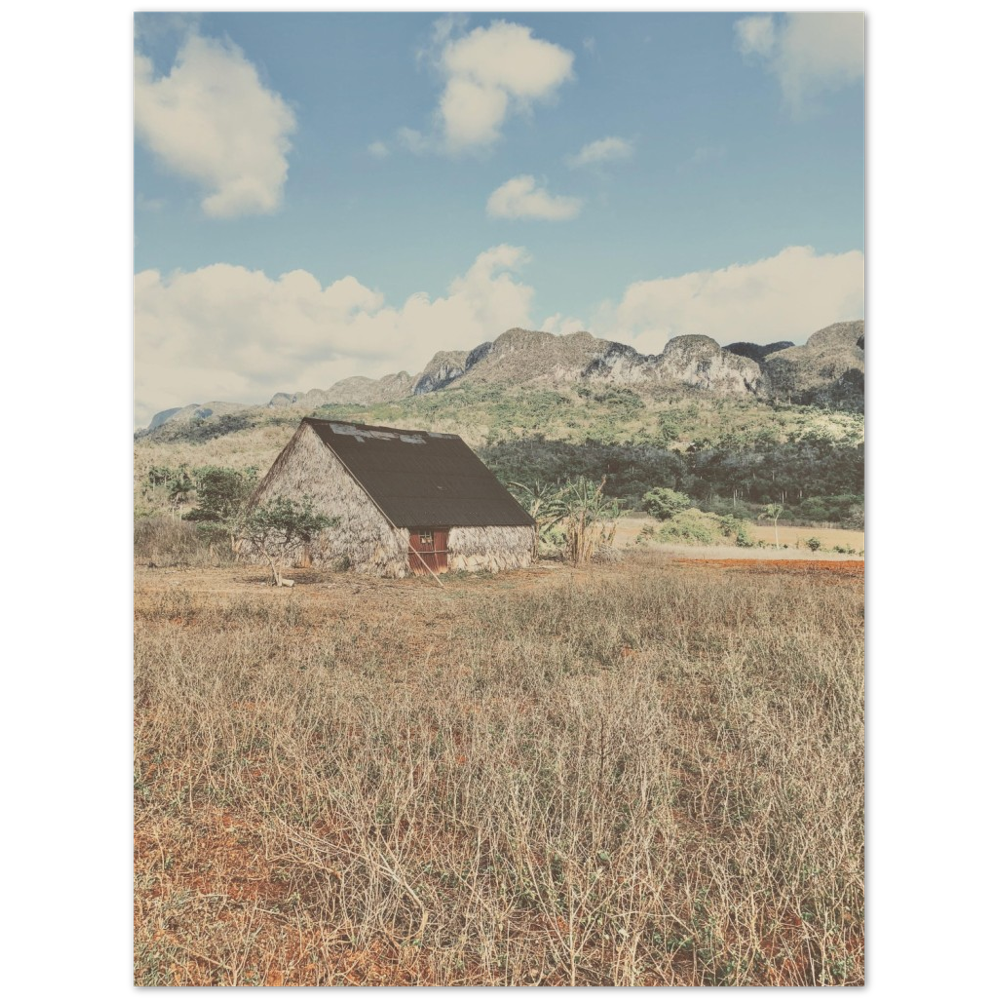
xmin=240 ymin=496 xmax=337 ymax=587
xmin=637 ymin=509 xmax=755 ymax=548
xmin=183 ymin=465 xmax=259 ymax=547
xmin=641 ymin=488 xmax=693 ymax=521
xmin=557 ymin=477 xmax=622 ymax=565
xmin=136 ymin=388 xmax=864 ymax=530
xmin=758 ymin=503 xmax=785 ymax=547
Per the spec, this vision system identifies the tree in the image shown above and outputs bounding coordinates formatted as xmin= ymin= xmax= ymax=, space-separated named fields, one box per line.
xmin=183 ymin=466 xmax=259 ymax=548
xmin=508 ymin=480 xmax=567 ymax=559
xmin=239 ymin=496 xmax=337 ymax=586
xmin=558 ymin=477 xmax=621 ymax=566
xmin=641 ymin=487 xmax=692 ymax=521
xmin=657 ymin=413 xmax=681 ymax=446
xmin=759 ymin=503 xmax=784 ymax=546
xmin=147 ymin=465 xmax=195 ymax=513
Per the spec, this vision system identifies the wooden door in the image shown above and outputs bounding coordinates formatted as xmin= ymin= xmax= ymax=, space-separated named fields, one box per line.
xmin=408 ymin=528 xmax=449 ymax=574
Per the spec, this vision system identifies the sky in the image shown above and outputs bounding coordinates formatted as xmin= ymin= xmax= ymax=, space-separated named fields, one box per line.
xmin=134 ymin=11 xmax=864 ymax=426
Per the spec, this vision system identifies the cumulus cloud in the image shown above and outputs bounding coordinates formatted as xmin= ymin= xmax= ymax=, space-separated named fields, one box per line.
xmin=406 ymin=19 xmax=574 ymax=153
xmin=486 ymin=176 xmax=582 ymax=221
xmin=540 ymin=313 xmax=588 ymax=337
xmin=134 ymin=32 xmax=296 ymax=217
xmin=567 ymin=136 xmax=634 ymax=169
xmin=367 ymin=141 xmax=389 ymax=159
xmin=134 ymin=246 xmax=534 ymax=426
xmin=595 ymin=246 xmax=864 ymax=355
xmin=735 ymin=13 xmax=864 ymax=114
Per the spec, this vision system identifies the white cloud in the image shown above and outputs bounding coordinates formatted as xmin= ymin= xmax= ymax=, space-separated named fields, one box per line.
xmin=540 ymin=313 xmax=588 ymax=337
xmin=439 ymin=76 xmax=510 ymax=148
xmin=410 ymin=19 xmax=574 ymax=153
xmin=735 ymin=13 xmax=864 ymax=115
xmin=134 ymin=32 xmax=296 ymax=217
xmin=734 ymin=15 xmax=776 ymax=59
xmin=367 ymin=141 xmax=389 ymax=159
xmin=397 ymin=126 xmax=430 ymax=154
xmin=567 ymin=136 xmax=634 ymax=169
xmin=595 ymin=246 xmax=864 ymax=354
xmin=487 ymin=176 xmax=582 ymax=221
xmin=134 ymin=246 xmax=534 ymax=425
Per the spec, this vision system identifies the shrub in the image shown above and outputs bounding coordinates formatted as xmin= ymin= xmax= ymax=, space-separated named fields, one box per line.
xmin=719 ymin=515 xmax=754 ymax=547
xmin=655 ymin=509 xmax=719 ymax=546
xmin=806 ymin=537 xmax=822 ymax=552
xmin=642 ymin=488 xmax=693 ymax=521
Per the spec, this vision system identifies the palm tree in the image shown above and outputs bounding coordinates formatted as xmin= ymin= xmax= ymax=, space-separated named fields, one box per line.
xmin=758 ymin=503 xmax=783 ymax=546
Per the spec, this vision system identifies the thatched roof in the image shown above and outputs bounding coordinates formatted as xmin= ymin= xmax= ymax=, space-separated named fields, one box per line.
xmin=302 ymin=418 xmax=534 ymax=529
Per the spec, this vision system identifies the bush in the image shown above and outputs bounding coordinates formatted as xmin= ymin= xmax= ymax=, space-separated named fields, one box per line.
xmin=719 ymin=515 xmax=754 ymax=547
xmin=655 ymin=509 xmax=719 ymax=546
xmin=806 ymin=537 xmax=822 ymax=552
xmin=642 ymin=488 xmax=693 ymax=521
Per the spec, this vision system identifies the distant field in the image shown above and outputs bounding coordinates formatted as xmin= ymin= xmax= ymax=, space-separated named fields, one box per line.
xmin=742 ymin=523 xmax=863 ymax=553
xmin=135 ymin=553 xmax=864 ymax=986
xmin=613 ymin=514 xmax=864 ymax=557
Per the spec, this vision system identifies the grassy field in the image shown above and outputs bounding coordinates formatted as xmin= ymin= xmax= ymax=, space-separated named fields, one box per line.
xmin=614 ymin=514 xmax=864 ymax=556
xmin=135 ymin=553 xmax=864 ymax=986
xmin=744 ymin=523 xmax=865 ymax=553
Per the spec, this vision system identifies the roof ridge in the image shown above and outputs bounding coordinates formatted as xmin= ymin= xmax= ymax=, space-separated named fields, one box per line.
xmin=301 ymin=416 xmax=460 ymax=439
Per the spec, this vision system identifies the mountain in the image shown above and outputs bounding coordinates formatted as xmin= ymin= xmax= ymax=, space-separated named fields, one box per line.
xmin=760 ymin=322 xmax=865 ymax=408
xmin=144 ymin=320 xmax=864 ymax=430
xmin=724 ymin=341 xmax=795 ymax=363
xmin=147 ymin=399 xmax=256 ymax=430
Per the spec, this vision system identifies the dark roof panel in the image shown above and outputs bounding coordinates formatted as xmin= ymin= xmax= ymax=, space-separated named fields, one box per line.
xmin=305 ymin=418 xmax=534 ymax=528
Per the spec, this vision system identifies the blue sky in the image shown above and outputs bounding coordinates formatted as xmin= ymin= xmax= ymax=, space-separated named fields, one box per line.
xmin=134 ymin=11 xmax=864 ymax=425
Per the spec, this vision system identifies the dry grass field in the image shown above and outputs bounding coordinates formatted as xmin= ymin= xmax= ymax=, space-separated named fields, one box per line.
xmin=614 ymin=514 xmax=864 ymax=557
xmin=134 ymin=553 xmax=864 ymax=986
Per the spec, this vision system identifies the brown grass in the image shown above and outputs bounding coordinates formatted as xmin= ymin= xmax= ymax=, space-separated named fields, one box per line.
xmin=614 ymin=514 xmax=864 ymax=557
xmin=135 ymin=553 xmax=864 ymax=986
xmin=743 ymin=523 xmax=865 ymax=552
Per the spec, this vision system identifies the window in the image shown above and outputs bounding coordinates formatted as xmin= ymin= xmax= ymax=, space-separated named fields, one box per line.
xmin=419 ymin=531 xmax=433 ymax=545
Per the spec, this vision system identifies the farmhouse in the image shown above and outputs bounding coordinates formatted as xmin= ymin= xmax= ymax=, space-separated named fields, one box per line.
xmin=244 ymin=418 xmax=535 ymax=577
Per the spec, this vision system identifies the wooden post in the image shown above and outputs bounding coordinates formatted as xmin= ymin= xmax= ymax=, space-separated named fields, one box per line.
xmin=407 ymin=541 xmax=445 ymax=589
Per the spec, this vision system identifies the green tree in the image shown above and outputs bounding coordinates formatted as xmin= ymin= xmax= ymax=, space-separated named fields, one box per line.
xmin=657 ymin=413 xmax=681 ymax=446
xmin=508 ymin=480 xmax=567 ymax=560
xmin=147 ymin=465 xmax=195 ymax=512
xmin=240 ymin=496 xmax=337 ymax=586
xmin=183 ymin=466 xmax=259 ymax=547
xmin=641 ymin=487 xmax=692 ymax=521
